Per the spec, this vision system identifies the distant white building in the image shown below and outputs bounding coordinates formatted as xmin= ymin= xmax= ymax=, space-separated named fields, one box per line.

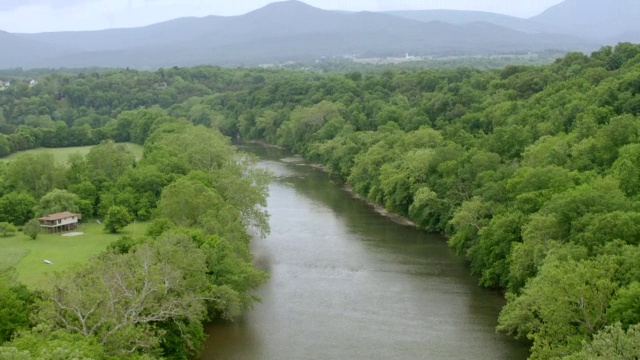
xmin=29 ymin=79 xmax=38 ymax=86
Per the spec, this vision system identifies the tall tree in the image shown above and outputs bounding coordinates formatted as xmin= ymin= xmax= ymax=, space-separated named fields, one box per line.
xmin=158 ymin=178 xmax=225 ymax=228
xmin=498 ymin=258 xmax=618 ymax=359
xmin=37 ymin=232 xmax=211 ymax=356
xmin=23 ymin=219 xmax=40 ymax=240
xmin=5 ymin=154 xmax=65 ymax=198
xmin=103 ymin=206 xmax=132 ymax=233
xmin=0 ymin=192 xmax=36 ymax=226
xmin=34 ymin=189 xmax=80 ymax=217
xmin=85 ymin=141 xmax=135 ymax=182
xmin=0 ymin=269 xmax=35 ymax=344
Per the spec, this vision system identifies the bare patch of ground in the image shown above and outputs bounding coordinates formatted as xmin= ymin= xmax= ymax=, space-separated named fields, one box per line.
xmin=62 ymin=232 xmax=85 ymax=237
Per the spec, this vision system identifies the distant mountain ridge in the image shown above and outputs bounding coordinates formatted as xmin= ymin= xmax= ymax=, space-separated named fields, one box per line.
xmin=385 ymin=10 xmax=554 ymax=34
xmin=0 ymin=31 xmax=81 ymax=67
xmin=531 ymin=0 xmax=640 ymax=39
xmin=0 ymin=0 xmax=625 ymax=69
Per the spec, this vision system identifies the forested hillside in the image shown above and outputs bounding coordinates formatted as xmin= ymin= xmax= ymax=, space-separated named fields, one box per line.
xmin=2 ymin=43 xmax=640 ymax=358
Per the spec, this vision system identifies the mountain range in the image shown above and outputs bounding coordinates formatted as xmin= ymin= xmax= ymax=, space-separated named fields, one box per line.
xmin=532 ymin=0 xmax=640 ymax=41
xmin=0 ymin=0 xmax=637 ymax=69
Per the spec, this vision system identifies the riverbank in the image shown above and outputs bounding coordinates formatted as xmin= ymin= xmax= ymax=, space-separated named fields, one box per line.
xmin=342 ymin=185 xmax=417 ymax=227
xmin=243 ymin=139 xmax=285 ymax=150
xmin=249 ymin=142 xmax=418 ymax=228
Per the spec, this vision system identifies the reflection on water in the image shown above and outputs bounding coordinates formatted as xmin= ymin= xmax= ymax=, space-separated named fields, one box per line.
xmin=202 ymin=145 xmax=529 ymax=360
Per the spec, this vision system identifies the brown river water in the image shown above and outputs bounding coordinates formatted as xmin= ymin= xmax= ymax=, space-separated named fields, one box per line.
xmin=200 ymin=145 xmax=529 ymax=360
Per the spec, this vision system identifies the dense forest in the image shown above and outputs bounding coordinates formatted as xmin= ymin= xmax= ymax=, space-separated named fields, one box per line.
xmin=2 ymin=43 xmax=640 ymax=358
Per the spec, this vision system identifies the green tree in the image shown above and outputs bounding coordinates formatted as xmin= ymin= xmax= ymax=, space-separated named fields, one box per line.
xmin=563 ymin=323 xmax=640 ymax=360
xmin=37 ymin=232 xmax=210 ymax=356
xmin=0 ymin=222 xmax=17 ymax=237
xmin=158 ymin=178 xmax=225 ymax=228
xmin=608 ymin=282 xmax=640 ymax=328
xmin=472 ymin=211 xmax=525 ymax=288
xmin=447 ymin=196 xmax=489 ymax=255
xmin=23 ymin=219 xmax=40 ymax=240
xmin=103 ymin=206 xmax=132 ymax=234
xmin=498 ymin=257 xmax=618 ymax=359
xmin=85 ymin=140 xmax=135 ymax=182
xmin=508 ymin=213 xmax=564 ymax=291
xmin=143 ymin=125 xmax=233 ymax=175
xmin=145 ymin=217 xmax=174 ymax=238
xmin=200 ymin=234 xmax=267 ymax=319
xmin=0 ymin=347 xmax=31 ymax=360
xmin=117 ymin=108 xmax=173 ymax=145
xmin=572 ymin=211 xmax=640 ymax=251
xmin=0 ymin=134 xmax=10 ymax=158
xmin=0 ymin=270 xmax=35 ymax=344
xmin=208 ymin=163 xmax=270 ymax=237
xmin=3 ymin=326 xmax=107 ymax=360
xmin=0 ymin=192 xmax=37 ymax=226
xmin=276 ymin=101 xmax=346 ymax=153
xmin=34 ymin=189 xmax=80 ymax=217
xmin=5 ymin=154 xmax=65 ymax=198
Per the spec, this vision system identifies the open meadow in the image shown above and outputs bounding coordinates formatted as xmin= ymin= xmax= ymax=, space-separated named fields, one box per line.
xmin=0 ymin=221 xmax=149 ymax=289
xmin=0 ymin=143 xmax=144 ymax=163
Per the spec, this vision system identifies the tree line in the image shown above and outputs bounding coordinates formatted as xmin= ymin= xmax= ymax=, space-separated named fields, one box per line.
xmin=2 ymin=43 xmax=640 ymax=358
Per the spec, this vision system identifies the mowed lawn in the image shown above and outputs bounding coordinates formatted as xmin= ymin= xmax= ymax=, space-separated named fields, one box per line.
xmin=0 ymin=221 xmax=149 ymax=289
xmin=0 ymin=143 xmax=144 ymax=163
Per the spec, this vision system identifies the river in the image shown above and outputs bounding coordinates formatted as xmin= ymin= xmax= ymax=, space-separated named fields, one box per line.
xmin=201 ymin=145 xmax=529 ymax=360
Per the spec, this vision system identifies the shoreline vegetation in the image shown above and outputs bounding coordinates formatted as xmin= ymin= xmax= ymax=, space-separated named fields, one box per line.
xmin=252 ymin=141 xmax=419 ymax=227
xmin=343 ymin=184 xmax=417 ymax=227
xmin=275 ymin=146 xmax=418 ymax=227
xmin=1 ymin=43 xmax=640 ymax=358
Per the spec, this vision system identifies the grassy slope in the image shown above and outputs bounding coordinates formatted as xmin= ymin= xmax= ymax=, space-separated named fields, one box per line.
xmin=0 ymin=221 xmax=148 ymax=289
xmin=0 ymin=143 xmax=145 ymax=163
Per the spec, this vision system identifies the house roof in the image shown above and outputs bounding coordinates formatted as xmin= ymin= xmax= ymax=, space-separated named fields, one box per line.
xmin=38 ymin=212 xmax=81 ymax=221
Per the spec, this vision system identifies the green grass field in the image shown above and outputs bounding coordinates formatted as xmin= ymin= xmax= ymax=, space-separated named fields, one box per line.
xmin=0 ymin=143 xmax=144 ymax=163
xmin=0 ymin=221 xmax=149 ymax=289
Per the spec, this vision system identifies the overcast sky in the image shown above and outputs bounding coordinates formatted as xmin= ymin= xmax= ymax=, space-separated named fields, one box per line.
xmin=0 ymin=0 xmax=564 ymax=33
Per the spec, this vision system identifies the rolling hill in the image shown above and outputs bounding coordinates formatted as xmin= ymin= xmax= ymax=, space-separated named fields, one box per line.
xmin=0 ymin=0 xmax=595 ymax=69
xmin=17 ymin=15 xmax=231 ymax=52
xmin=386 ymin=10 xmax=553 ymax=34
xmin=532 ymin=0 xmax=640 ymax=40
xmin=0 ymin=31 xmax=80 ymax=68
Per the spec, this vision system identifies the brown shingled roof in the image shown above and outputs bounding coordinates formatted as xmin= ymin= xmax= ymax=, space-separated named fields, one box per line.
xmin=38 ymin=212 xmax=82 ymax=221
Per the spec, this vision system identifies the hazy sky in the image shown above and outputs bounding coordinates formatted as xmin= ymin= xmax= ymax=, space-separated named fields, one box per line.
xmin=0 ymin=0 xmax=564 ymax=33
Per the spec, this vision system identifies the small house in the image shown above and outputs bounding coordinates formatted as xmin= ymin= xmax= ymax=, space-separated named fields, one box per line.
xmin=39 ymin=212 xmax=82 ymax=233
